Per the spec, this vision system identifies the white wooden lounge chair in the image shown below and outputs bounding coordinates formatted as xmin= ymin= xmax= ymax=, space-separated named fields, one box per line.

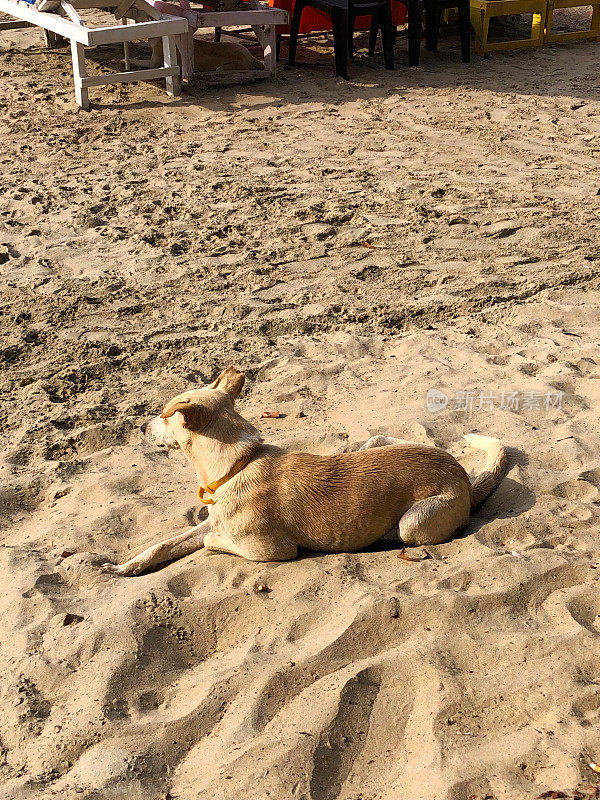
xmin=142 ymin=0 xmax=288 ymax=82
xmin=0 ymin=0 xmax=187 ymax=108
xmin=0 ymin=0 xmax=287 ymax=107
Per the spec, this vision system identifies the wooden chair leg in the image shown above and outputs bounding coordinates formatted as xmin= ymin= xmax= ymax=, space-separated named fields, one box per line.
xmin=120 ymin=18 xmax=131 ymax=70
xmin=187 ymin=27 xmax=195 ymax=78
xmin=457 ymin=0 xmax=470 ymax=60
xmin=162 ymin=33 xmax=180 ymax=97
xmin=70 ymin=38 xmax=89 ymax=110
xmin=531 ymin=9 xmax=543 ymax=43
xmin=331 ymin=6 xmax=348 ymax=77
xmin=480 ymin=12 xmax=490 ymax=53
xmin=214 ymin=26 xmax=221 ymax=41
xmin=175 ymin=27 xmax=194 ymax=81
xmin=473 ymin=5 xmax=489 ymax=55
xmin=263 ymin=22 xmax=277 ymax=74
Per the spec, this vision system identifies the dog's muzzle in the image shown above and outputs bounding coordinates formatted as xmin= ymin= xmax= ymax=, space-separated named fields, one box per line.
xmin=142 ymin=415 xmax=179 ymax=449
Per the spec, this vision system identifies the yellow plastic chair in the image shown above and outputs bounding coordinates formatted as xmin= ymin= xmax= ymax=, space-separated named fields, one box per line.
xmin=469 ymin=0 xmax=546 ymax=55
xmin=544 ymin=0 xmax=600 ymax=43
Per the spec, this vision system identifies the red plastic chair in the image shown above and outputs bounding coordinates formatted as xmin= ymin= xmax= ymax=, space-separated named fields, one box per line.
xmin=271 ymin=0 xmax=405 ymax=35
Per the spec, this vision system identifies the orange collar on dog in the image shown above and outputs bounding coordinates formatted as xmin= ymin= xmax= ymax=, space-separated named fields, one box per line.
xmin=198 ymin=453 xmax=254 ymax=505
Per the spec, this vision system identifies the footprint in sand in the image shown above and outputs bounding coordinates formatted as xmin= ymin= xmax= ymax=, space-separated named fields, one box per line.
xmin=551 ymin=475 xmax=600 ymax=502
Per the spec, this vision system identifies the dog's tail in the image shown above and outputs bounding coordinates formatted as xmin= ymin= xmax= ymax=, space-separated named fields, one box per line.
xmin=463 ymin=434 xmax=508 ymax=508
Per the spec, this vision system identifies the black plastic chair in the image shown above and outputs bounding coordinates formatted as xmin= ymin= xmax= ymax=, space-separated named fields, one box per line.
xmin=424 ymin=0 xmax=470 ymax=61
xmin=288 ymin=0 xmax=395 ymax=78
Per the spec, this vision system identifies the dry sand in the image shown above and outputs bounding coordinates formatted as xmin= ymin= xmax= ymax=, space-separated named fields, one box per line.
xmin=1 ymin=14 xmax=600 ymax=800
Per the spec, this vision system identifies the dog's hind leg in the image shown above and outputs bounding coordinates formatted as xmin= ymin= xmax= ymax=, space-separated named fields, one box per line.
xmin=399 ymin=492 xmax=470 ymax=547
xmin=361 ymin=436 xmax=418 ymax=541
xmin=204 ymin=530 xmax=297 ymax=562
xmin=102 ymin=520 xmax=210 ymax=576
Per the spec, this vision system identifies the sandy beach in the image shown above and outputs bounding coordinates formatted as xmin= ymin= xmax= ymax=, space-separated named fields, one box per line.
xmin=1 ymin=15 xmax=600 ymax=800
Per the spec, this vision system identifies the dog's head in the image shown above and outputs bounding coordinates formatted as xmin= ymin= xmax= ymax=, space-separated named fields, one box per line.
xmin=142 ymin=366 xmax=248 ymax=452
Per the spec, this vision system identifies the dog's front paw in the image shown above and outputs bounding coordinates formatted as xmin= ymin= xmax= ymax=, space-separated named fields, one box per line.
xmin=101 ymin=561 xmax=136 ymax=577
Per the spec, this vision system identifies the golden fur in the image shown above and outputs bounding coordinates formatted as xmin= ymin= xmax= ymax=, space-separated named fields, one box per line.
xmin=102 ymin=367 xmax=507 ymax=576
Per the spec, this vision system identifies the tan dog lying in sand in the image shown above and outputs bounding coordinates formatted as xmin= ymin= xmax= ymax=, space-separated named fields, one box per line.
xmin=139 ymin=36 xmax=264 ymax=72
xmin=102 ymin=367 xmax=507 ymax=576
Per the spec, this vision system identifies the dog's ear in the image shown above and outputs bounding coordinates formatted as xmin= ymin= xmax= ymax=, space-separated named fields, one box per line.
xmin=210 ymin=366 xmax=246 ymax=401
xmin=161 ymin=399 xmax=210 ymax=431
